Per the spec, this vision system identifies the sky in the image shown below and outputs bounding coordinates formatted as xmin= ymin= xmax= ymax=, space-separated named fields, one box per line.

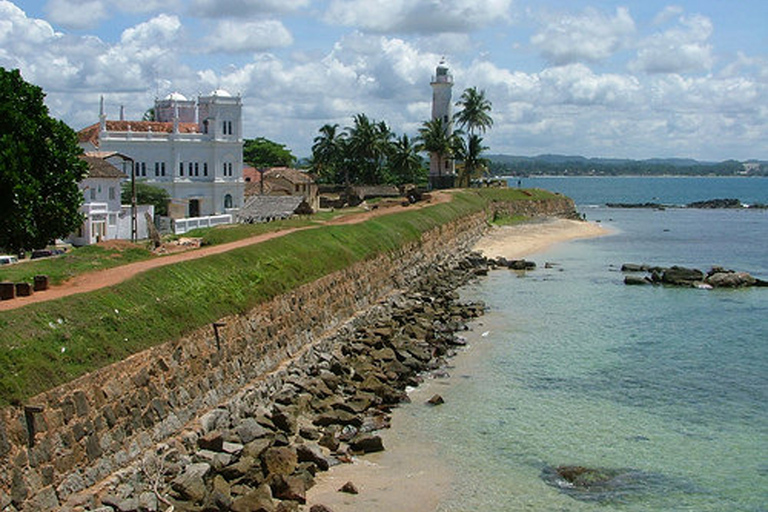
xmin=2 ymin=0 xmax=767 ymax=161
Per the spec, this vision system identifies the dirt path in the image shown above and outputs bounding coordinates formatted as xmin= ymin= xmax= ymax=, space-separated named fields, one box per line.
xmin=0 ymin=192 xmax=452 ymax=312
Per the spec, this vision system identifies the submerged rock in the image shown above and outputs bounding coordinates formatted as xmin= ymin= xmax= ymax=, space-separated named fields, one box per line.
xmin=541 ymin=465 xmax=691 ymax=504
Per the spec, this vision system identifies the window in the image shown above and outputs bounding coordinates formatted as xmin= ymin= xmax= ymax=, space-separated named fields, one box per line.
xmin=90 ymin=188 xmax=96 ymax=200
xmin=195 ymin=162 xmax=199 ymax=176
xmin=135 ymin=162 xmax=140 ymax=176
xmin=141 ymin=162 xmax=146 ymax=176
xmin=203 ymin=162 xmax=208 ymax=176
xmin=189 ymin=162 xmax=193 ymax=176
xmin=154 ymin=162 xmax=160 ymax=177
xmin=108 ymin=187 xmax=115 ymax=200
xmin=179 ymin=162 xmax=184 ymax=176
xmin=224 ymin=194 xmax=233 ymax=209
xmin=161 ymin=162 xmax=166 ymax=176
xmin=109 ymin=214 xmax=117 ymax=226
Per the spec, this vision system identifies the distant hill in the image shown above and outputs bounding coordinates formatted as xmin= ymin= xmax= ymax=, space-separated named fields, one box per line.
xmin=487 ymin=154 xmax=767 ymax=177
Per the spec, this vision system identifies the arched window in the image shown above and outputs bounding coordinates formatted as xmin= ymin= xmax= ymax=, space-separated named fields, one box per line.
xmin=224 ymin=194 xmax=233 ymax=209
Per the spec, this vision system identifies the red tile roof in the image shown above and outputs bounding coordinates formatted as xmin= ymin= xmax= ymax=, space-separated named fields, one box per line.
xmin=78 ymin=121 xmax=200 ymax=147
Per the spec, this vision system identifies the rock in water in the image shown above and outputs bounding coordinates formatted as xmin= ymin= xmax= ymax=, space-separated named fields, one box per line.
xmin=427 ymin=394 xmax=445 ymax=406
xmin=338 ymin=481 xmax=359 ymax=494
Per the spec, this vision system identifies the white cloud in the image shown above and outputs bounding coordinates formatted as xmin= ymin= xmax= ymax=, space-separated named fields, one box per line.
xmin=324 ymin=0 xmax=513 ymax=33
xmin=653 ymin=5 xmax=684 ymax=26
xmin=189 ymin=0 xmax=310 ymax=18
xmin=204 ymin=19 xmax=293 ymax=53
xmin=631 ymin=14 xmax=714 ymax=74
xmin=531 ymin=7 xmax=635 ymax=65
xmin=44 ymin=0 xmax=107 ymax=29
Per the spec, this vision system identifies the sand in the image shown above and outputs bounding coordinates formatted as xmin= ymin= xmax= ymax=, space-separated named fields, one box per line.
xmin=472 ymin=218 xmax=610 ymax=261
xmin=305 ymin=218 xmax=610 ymax=511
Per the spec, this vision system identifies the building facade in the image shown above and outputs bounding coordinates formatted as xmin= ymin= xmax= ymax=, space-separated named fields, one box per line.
xmin=78 ymin=91 xmax=244 ymax=219
xmin=69 ymin=154 xmax=154 ymax=246
xmin=429 ymin=59 xmax=456 ymax=189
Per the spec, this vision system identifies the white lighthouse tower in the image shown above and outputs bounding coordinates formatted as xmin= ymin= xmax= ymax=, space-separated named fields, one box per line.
xmin=429 ymin=58 xmax=455 ymax=189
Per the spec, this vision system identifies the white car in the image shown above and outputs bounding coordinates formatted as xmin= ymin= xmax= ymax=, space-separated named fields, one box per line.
xmin=0 ymin=255 xmax=18 ymax=265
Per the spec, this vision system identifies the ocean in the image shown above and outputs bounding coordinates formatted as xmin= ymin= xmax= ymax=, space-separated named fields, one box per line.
xmin=395 ymin=177 xmax=768 ymax=511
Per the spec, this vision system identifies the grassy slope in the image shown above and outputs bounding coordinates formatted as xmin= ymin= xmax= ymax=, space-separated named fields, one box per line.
xmin=0 ymin=189 xmax=558 ymax=406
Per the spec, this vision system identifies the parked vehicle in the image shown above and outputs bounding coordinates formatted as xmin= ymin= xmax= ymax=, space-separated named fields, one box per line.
xmin=30 ymin=249 xmax=64 ymax=260
xmin=0 ymin=255 xmax=19 ymax=265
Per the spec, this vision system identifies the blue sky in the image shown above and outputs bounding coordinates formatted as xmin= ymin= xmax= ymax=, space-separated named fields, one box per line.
xmin=2 ymin=0 xmax=767 ymax=160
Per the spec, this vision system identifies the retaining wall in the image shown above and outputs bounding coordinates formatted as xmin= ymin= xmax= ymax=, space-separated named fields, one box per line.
xmin=0 ymin=197 xmax=576 ymax=510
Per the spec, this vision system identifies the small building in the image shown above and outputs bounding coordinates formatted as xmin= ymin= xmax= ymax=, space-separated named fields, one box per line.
xmin=68 ymin=154 xmax=153 ymax=246
xmin=244 ymin=167 xmax=319 ymax=212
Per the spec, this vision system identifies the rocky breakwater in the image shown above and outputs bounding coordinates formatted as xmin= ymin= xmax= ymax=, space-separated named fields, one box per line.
xmin=69 ymin=254 xmax=490 ymax=512
xmin=621 ymin=264 xmax=768 ymax=288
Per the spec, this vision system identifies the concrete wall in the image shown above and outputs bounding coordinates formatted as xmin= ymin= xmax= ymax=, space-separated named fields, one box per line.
xmin=0 ymin=197 xmax=575 ymax=510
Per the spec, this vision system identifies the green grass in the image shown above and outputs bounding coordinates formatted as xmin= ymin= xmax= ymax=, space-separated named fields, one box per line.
xmin=0 ymin=245 xmax=155 ymax=286
xmin=0 ymin=188 xmax=550 ymax=406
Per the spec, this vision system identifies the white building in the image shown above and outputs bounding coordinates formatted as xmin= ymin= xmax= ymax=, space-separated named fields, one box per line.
xmin=78 ymin=90 xmax=244 ymax=219
xmin=69 ymin=154 xmax=154 ymax=246
xmin=429 ymin=59 xmax=455 ymax=189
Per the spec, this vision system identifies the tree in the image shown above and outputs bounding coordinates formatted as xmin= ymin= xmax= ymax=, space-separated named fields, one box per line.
xmin=243 ymin=137 xmax=296 ymax=168
xmin=0 ymin=68 xmax=88 ymax=252
xmin=345 ymin=114 xmax=394 ymax=185
xmin=311 ymin=123 xmax=346 ymax=184
xmin=388 ymin=134 xmax=425 ymax=185
xmin=453 ymin=134 xmax=489 ymax=187
xmin=454 ymin=87 xmax=493 ymax=136
xmin=121 ymin=181 xmax=170 ymax=216
xmin=417 ymin=118 xmax=453 ymax=176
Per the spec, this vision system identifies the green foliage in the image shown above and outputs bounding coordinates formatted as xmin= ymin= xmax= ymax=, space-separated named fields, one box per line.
xmin=244 ymin=137 xmax=297 ymax=168
xmin=454 ymin=87 xmax=494 ymax=136
xmin=121 ymin=181 xmax=171 ymax=216
xmin=0 ymin=68 xmax=88 ymax=252
xmin=388 ymin=134 xmax=426 ymax=185
xmin=312 ymin=115 xmax=428 ymax=186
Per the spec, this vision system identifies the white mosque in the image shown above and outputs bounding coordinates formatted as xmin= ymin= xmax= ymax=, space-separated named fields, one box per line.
xmin=78 ymin=90 xmax=245 ymax=219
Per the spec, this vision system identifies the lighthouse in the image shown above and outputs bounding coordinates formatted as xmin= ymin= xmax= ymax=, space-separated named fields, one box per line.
xmin=430 ymin=58 xmax=455 ymax=189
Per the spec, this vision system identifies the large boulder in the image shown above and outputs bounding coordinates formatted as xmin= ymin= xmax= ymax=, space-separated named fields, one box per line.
xmin=661 ymin=266 xmax=704 ymax=286
xmin=706 ymin=272 xmax=756 ymax=288
xmin=262 ymin=446 xmax=298 ymax=476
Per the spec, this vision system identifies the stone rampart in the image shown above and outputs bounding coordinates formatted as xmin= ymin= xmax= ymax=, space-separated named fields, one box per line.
xmin=0 ymin=196 xmax=576 ymax=510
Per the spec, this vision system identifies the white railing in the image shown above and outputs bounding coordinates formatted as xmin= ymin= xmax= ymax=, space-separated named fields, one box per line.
xmin=82 ymin=202 xmax=109 ymax=215
xmin=173 ymin=214 xmax=232 ymax=234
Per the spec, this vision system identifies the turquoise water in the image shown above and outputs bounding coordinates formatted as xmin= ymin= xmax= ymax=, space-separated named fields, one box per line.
xmin=408 ymin=178 xmax=768 ymax=511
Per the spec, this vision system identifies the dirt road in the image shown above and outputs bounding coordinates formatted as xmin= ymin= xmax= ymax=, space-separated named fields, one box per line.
xmin=0 ymin=193 xmax=451 ymax=312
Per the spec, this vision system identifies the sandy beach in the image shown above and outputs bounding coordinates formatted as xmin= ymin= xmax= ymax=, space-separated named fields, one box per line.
xmin=472 ymin=218 xmax=610 ymax=261
xmin=305 ymin=218 xmax=609 ymax=511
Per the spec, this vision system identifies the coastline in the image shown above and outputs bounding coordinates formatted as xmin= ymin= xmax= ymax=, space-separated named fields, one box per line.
xmin=305 ymin=217 xmax=609 ymax=511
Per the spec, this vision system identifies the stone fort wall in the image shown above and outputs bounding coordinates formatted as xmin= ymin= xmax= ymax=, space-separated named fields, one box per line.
xmin=0 ymin=197 xmax=576 ymax=510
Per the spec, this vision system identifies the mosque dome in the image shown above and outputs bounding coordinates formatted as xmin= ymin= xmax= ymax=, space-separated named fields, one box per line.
xmin=164 ymin=92 xmax=188 ymax=101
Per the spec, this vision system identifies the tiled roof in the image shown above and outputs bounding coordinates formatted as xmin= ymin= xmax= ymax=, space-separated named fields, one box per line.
xmin=78 ymin=121 xmax=200 ymax=147
xmin=264 ymin=167 xmax=313 ymax=184
xmin=79 ymin=155 xmax=127 ymax=179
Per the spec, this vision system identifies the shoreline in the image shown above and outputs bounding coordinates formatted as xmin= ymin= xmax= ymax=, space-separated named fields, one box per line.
xmin=305 ymin=217 xmax=609 ymax=511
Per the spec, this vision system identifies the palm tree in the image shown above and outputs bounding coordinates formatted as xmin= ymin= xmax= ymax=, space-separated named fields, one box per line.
xmin=346 ymin=114 xmax=393 ymax=184
xmin=312 ymin=123 xmax=346 ymax=184
xmin=454 ymin=133 xmax=489 ymax=187
xmin=417 ymin=117 xmax=453 ymax=177
xmin=454 ymin=87 xmax=493 ymax=136
xmin=389 ymin=134 xmax=425 ymax=185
